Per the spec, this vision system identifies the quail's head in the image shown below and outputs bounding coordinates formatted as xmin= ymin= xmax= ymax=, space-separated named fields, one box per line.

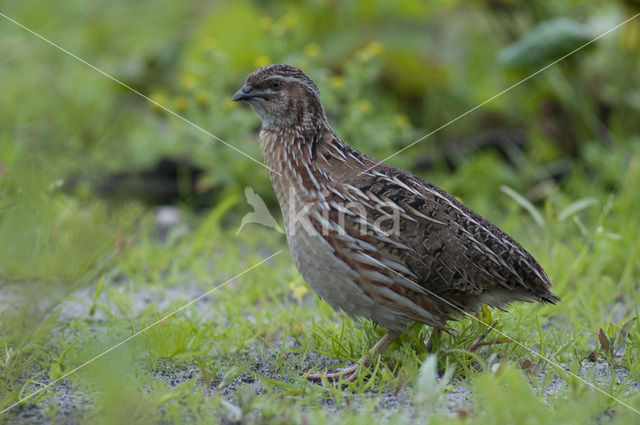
xmin=232 ymin=64 xmax=326 ymax=130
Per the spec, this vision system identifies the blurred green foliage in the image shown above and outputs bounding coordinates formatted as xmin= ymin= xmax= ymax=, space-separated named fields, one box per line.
xmin=1 ymin=0 xmax=639 ymax=211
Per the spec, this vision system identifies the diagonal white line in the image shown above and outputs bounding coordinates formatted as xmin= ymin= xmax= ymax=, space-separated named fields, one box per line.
xmin=0 ymin=11 xmax=281 ymax=176
xmin=0 ymin=250 xmax=282 ymax=415
xmin=358 ymin=12 xmax=640 ymax=176
xmin=356 ymin=250 xmax=640 ymax=416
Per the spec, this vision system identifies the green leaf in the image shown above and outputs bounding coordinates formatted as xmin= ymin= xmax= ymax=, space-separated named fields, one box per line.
xmin=499 ymin=18 xmax=593 ymax=69
xmin=558 ymin=198 xmax=597 ymax=221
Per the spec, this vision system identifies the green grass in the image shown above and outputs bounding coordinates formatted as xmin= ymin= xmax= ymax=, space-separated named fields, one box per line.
xmin=2 ymin=0 xmax=640 ymax=424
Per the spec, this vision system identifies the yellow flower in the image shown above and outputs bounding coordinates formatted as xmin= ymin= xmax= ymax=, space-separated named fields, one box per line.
xmin=225 ymin=96 xmax=237 ymax=109
xmin=368 ymin=41 xmax=383 ymax=55
xmin=255 ymin=55 xmax=271 ymax=68
xmin=173 ymin=96 xmax=188 ymax=113
xmin=195 ymin=92 xmax=210 ymax=107
xmin=394 ymin=114 xmax=409 ymax=128
xmin=181 ymin=75 xmax=199 ymax=90
xmin=304 ymin=42 xmax=321 ymax=58
xmin=357 ymin=100 xmax=373 ymax=114
xmin=288 ymin=281 xmax=309 ymax=302
xmin=272 ymin=13 xmax=297 ymax=35
xmin=357 ymin=40 xmax=384 ymax=61
xmin=149 ymin=92 xmax=169 ymax=111
xmin=280 ymin=13 xmax=297 ymax=29
xmin=330 ymin=75 xmax=344 ymax=89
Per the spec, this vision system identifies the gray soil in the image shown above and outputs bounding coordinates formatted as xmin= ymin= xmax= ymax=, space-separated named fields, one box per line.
xmin=2 ymin=281 xmax=638 ymax=425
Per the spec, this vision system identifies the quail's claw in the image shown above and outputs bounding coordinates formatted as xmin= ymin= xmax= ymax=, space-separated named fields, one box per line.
xmin=306 ymin=362 xmax=361 ymax=383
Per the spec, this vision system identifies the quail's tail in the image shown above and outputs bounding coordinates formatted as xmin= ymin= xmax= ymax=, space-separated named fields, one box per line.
xmin=539 ymin=291 xmax=561 ymax=304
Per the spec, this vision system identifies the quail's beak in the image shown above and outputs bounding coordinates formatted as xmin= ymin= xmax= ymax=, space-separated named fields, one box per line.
xmin=232 ymin=84 xmax=257 ymax=102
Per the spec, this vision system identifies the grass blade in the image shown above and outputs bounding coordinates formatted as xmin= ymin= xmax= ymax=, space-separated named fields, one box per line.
xmin=500 ymin=185 xmax=545 ymax=227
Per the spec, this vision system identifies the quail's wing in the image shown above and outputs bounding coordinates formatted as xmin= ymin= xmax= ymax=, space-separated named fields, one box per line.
xmin=334 ymin=159 xmax=558 ymax=307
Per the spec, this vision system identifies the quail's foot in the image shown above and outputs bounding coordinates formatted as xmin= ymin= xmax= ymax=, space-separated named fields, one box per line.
xmin=306 ymin=362 xmax=363 ymax=383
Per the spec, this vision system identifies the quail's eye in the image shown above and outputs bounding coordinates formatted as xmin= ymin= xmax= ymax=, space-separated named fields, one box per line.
xmin=270 ymin=80 xmax=281 ymax=89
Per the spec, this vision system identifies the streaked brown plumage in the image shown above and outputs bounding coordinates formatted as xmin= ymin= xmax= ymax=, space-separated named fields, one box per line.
xmin=233 ymin=64 xmax=559 ymax=381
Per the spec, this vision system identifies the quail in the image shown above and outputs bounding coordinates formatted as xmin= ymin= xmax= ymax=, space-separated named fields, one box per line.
xmin=232 ymin=64 xmax=559 ymax=381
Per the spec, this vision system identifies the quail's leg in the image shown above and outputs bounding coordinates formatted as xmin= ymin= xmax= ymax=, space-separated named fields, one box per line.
xmin=307 ymin=329 xmax=401 ymax=383
xmin=426 ymin=328 xmax=443 ymax=353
